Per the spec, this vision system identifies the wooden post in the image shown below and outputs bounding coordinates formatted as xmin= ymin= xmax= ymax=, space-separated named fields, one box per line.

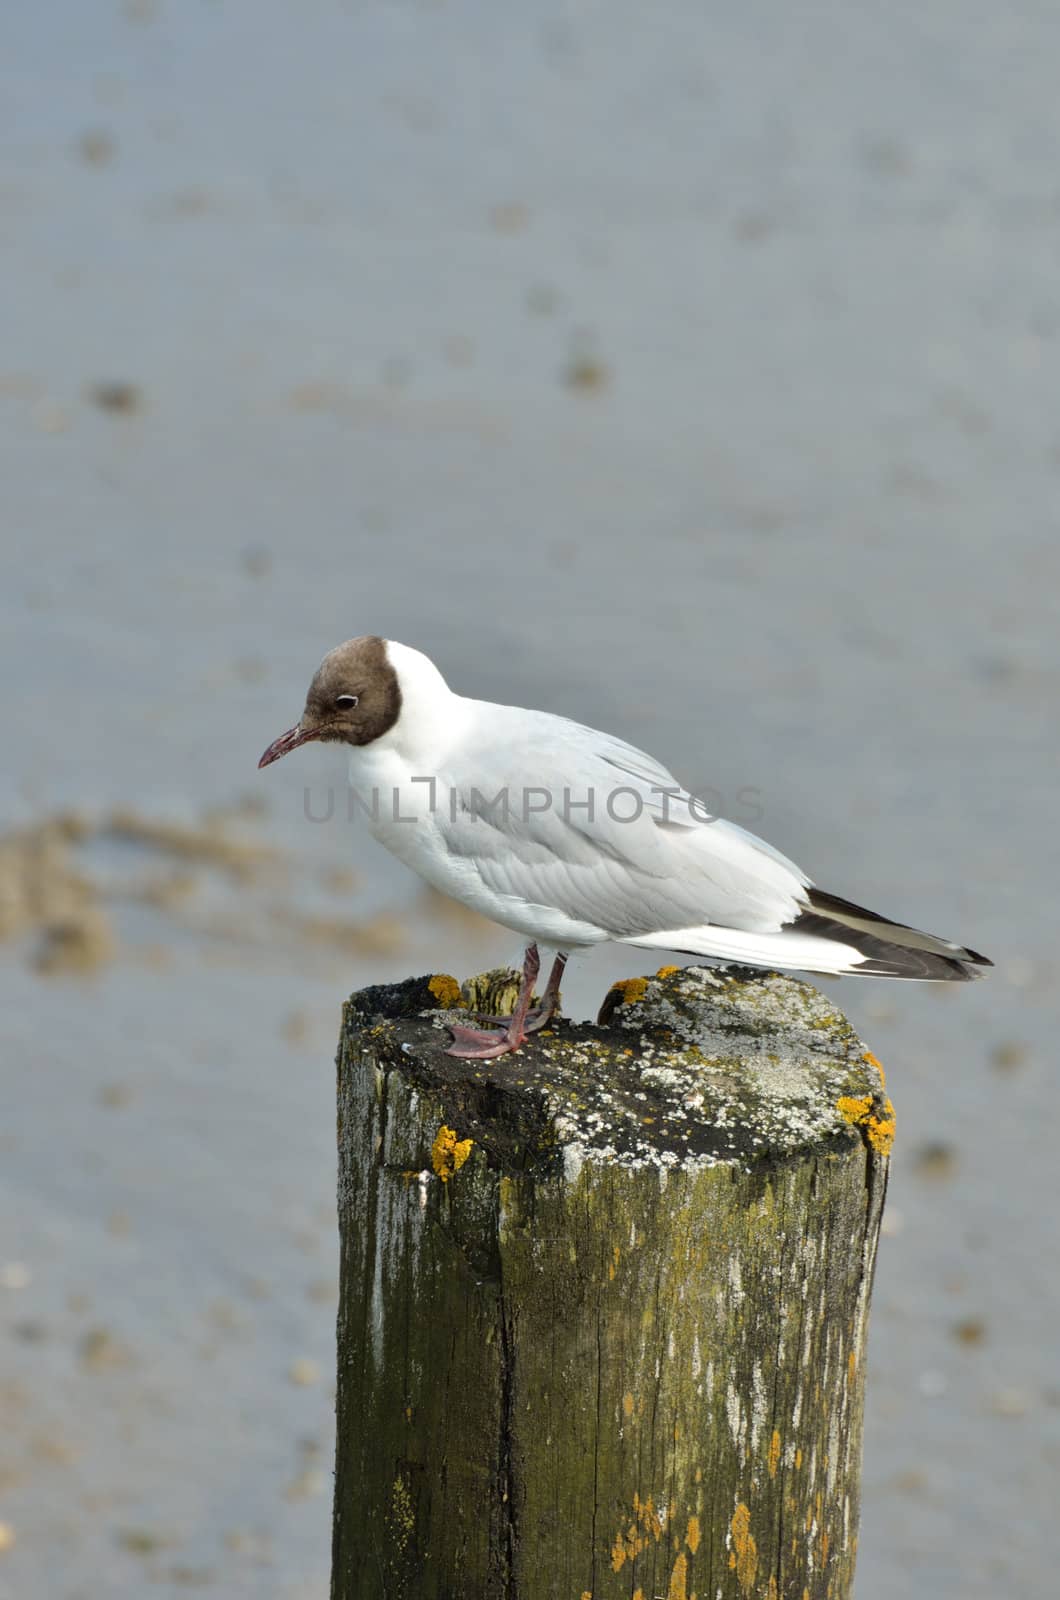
xmin=332 ymin=964 xmax=892 ymax=1600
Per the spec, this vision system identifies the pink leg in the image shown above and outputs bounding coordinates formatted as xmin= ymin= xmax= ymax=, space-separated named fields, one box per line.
xmin=521 ymin=952 xmax=567 ymax=1034
xmin=467 ymin=952 xmax=567 ymax=1033
xmin=446 ymin=945 xmax=564 ymax=1060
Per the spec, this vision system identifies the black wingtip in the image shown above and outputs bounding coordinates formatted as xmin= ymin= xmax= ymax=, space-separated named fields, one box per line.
xmin=962 ymin=947 xmax=993 ymax=970
xmin=796 ymin=888 xmax=992 ymax=982
xmin=854 ymin=951 xmax=988 ymax=981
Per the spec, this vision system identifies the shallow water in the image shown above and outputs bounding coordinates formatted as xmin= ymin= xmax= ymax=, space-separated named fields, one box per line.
xmin=1 ymin=3 xmax=1058 ymax=1596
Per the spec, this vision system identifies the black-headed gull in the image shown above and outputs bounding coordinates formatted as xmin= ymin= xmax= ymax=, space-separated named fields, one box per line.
xmin=259 ymin=636 xmax=991 ymax=1058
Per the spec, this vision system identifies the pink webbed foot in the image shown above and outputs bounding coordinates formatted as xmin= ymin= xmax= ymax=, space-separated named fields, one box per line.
xmin=444 ymin=948 xmax=567 ymax=1061
xmin=443 ymin=1021 xmax=528 ymax=1061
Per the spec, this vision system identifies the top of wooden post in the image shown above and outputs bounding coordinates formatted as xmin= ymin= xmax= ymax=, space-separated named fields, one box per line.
xmin=341 ymin=963 xmax=893 ymax=1178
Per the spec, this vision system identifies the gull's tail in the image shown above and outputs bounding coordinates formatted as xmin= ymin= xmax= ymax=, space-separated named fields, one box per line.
xmin=627 ymin=887 xmax=992 ymax=981
xmin=787 ymin=888 xmax=992 ymax=981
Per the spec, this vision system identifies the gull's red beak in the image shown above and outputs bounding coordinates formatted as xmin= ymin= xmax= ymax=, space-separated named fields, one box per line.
xmin=258 ymin=723 xmax=319 ymax=768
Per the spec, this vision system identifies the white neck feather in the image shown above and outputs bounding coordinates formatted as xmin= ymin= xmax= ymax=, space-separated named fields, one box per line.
xmin=373 ymin=640 xmax=468 ymax=761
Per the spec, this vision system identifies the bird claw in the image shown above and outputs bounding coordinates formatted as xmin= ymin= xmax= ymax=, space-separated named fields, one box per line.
xmin=463 ymin=1000 xmax=557 ymax=1031
xmin=444 ymin=1022 xmax=527 ymax=1060
xmin=443 ymin=945 xmax=566 ymax=1059
xmin=518 ymin=1004 xmax=556 ymax=1036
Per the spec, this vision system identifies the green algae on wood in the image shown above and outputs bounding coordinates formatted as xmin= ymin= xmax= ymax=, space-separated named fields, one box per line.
xmin=332 ymin=965 xmax=890 ymax=1600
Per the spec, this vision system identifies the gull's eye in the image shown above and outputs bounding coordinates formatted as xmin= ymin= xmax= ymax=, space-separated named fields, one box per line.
xmin=335 ymin=694 xmax=359 ymax=709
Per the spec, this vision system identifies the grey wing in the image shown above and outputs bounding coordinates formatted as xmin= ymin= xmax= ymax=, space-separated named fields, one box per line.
xmin=440 ymin=710 xmax=809 ymax=937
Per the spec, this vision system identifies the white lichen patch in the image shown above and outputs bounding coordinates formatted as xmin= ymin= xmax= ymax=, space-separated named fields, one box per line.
xmin=750 ymin=1359 xmax=767 ymax=1454
xmin=502 ymin=966 xmax=883 ymax=1173
xmin=374 ymin=964 xmax=882 ymax=1181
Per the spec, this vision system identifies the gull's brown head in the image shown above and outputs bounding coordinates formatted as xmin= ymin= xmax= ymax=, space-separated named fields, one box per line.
xmin=258 ymin=635 xmax=402 ymax=768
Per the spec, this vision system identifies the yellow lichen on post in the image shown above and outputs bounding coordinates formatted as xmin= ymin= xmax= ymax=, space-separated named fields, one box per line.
xmin=655 ymin=964 xmax=680 ymax=978
xmin=729 ymin=1503 xmax=758 ymax=1593
xmin=430 ymin=1124 xmax=474 ymax=1182
xmin=667 ymin=1551 xmax=688 ymax=1600
xmin=861 ymin=1049 xmax=885 ymax=1085
xmin=836 ymin=1092 xmax=896 ymax=1157
xmin=686 ymin=1515 xmax=701 ymax=1554
xmin=767 ymin=1428 xmax=782 ymax=1478
xmin=427 ymin=973 xmax=463 ymax=1008
xmin=610 ymin=1494 xmax=664 ymax=1572
xmin=610 ymin=977 xmax=649 ymax=1005
xmin=597 ymin=974 xmax=656 ymax=1023
xmin=635 ymin=1493 xmax=663 ymax=1542
xmin=389 ymin=1472 xmax=415 ymax=1552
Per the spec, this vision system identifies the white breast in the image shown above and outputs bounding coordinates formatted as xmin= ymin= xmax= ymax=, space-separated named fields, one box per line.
xmin=348 ymin=740 xmax=610 ymax=946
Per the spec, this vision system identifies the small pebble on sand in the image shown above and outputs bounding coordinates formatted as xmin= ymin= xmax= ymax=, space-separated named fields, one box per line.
xmin=288 ymin=1358 xmax=321 ymax=1387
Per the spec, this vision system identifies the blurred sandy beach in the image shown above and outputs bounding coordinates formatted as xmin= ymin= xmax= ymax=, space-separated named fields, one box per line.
xmin=1 ymin=3 xmax=1058 ymax=1596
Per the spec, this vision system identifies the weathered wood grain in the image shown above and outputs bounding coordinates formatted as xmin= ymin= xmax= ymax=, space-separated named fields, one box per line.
xmin=332 ymin=965 xmax=891 ymax=1600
